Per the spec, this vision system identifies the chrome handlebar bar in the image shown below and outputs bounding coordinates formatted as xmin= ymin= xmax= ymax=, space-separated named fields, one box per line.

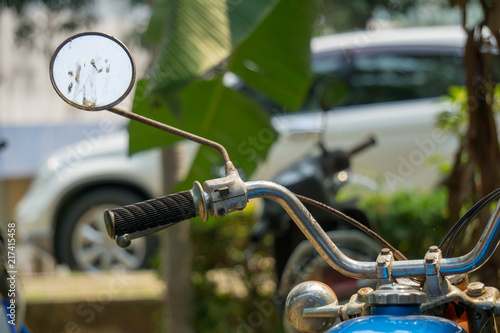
xmin=107 ymin=174 xmax=500 ymax=281
xmin=246 ymin=180 xmax=500 ymax=280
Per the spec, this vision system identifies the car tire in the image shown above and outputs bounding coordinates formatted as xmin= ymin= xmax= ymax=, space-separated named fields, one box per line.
xmin=54 ymin=188 xmax=157 ymax=271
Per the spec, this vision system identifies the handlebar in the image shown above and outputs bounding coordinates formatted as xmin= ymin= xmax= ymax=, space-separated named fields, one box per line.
xmin=104 ymin=181 xmax=208 ymax=247
xmin=321 ymin=136 xmax=376 ymax=177
xmin=247 ymin=181 xmax=500 ymax=279
xmin=104 ymin=175 xmax=500 ymax=279
xmin=104 ymin=190 xmax=197 ymax=247
xmin=346 ymin=136 xmax=376 ymax=158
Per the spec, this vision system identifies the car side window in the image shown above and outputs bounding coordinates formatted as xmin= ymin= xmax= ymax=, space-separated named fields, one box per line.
xmin=301 ymin=54 xmax=350 ymax=111
xmin=349 ymin=52 xmax=463 ymax=105
xmin=302 ymin=49 xmax=463 ymax=111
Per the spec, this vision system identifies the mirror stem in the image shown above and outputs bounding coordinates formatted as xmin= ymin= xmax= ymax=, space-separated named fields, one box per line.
xmin=108 ymin=106 xmax=234 ymax=174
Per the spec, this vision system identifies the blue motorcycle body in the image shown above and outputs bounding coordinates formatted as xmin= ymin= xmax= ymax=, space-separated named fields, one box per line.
xmin=327 ymin=315 xmax=467 ymax=333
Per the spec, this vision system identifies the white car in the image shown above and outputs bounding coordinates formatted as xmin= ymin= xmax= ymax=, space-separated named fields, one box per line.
xmin=16 ymin=26 xmax=471 ymax=271
xmin=254 ymin=25 xmax=467 ymax=191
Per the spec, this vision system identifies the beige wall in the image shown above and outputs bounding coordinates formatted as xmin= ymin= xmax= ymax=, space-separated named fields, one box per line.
xmin=1 ymin=2 xmax=151 ymax=219
xmin=0 ymin=2 xmax=150 ymax=127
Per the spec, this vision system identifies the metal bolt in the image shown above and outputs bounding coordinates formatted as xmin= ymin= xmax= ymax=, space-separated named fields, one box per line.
xmin=217 ymin=208 xmax=226 ymax=216
xmin=429 ymin=245 xmax=439 ymax=253
xmin=380 ymin=248 xmax=391 ymax=255
xmin=467 ymin=282 xmax=486 ymax=297
xmin=116 ymin=234 xmax=131 ymax=248
xmin=377 ymin=257 xmax=387 ymax=267
xmin=357 ymin=287 xmax=373 ymax=301
xmin=425 ymin=257 xmax=435 ymax=264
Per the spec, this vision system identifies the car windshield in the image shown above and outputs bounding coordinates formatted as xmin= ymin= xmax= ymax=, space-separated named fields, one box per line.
xmin=231 ymin=41 xmax=499 ymax=115
xmin=302 ymin=48 xmax=464 ymax=111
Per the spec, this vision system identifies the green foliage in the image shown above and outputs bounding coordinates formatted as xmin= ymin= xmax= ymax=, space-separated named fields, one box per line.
xmin=130 ymin=0 xmax=322 ymax=191
xmin=190 ymin=205 xmax=281 ymax=333
xmin=4 ymin=0 xmax=148 ymax=51
xmin=2 ymin=0 xmax=89 ymax=13
xmin=435 ymin=85 xmax=500 ymax=175
xmin=143 ymin=0 xmax=279 ymax=92
xmin=438 ymin=84 xmax=500 ymax=136
xmin=5 ymin=0 xmax=96 ymax=50
xmin=360 ymin=189 xmax=449 ymax=259
xmin=229 ymin=0 xmax=318 ymax=109
xmin=318 ymin=0 xmax=416 ymax=32
xmin=129 ymin=78 xmax=274 ymax=191
xmin=495 ymin=84 xmax=500 ymax=112
xmin=437 ymin=86 xmax=470 ymax=137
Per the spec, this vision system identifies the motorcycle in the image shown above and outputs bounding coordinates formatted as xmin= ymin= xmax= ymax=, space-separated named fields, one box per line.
xmin=50 ymin=32 xmax=500 ymax=333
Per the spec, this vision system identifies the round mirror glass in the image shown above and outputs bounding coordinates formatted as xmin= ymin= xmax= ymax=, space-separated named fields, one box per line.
xmin=50 ymin=32 xmax=135 ymax=111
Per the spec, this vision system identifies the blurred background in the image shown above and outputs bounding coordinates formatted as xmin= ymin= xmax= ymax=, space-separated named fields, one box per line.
xmin=1 ymin=0 xmax=499 ymax=332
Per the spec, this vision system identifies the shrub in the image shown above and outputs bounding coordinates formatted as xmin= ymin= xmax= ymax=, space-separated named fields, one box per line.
xmin=190 ymin=204 xmax=282 ymax=333
xmin=359 ymin=188 xmax=449 ymax=259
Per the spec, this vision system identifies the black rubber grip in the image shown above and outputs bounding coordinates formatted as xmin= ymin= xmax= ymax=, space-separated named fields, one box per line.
xmin=104 ymin=190 xmax=197 ymax=238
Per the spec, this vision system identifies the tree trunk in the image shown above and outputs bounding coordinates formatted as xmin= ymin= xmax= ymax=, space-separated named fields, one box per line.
xmin=161 ymin=146 xmax=194 ymax=333
xmin=446 ymin=22 xmax=500 ymax=287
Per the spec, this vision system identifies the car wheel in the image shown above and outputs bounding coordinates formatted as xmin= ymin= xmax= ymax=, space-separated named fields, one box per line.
xmin=55 ymin=188 xmax=157 ymax=271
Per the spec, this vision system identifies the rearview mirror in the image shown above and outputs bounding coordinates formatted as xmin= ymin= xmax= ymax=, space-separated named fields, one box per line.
xmin=49 ymin=32 xmax=135 ymax=111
